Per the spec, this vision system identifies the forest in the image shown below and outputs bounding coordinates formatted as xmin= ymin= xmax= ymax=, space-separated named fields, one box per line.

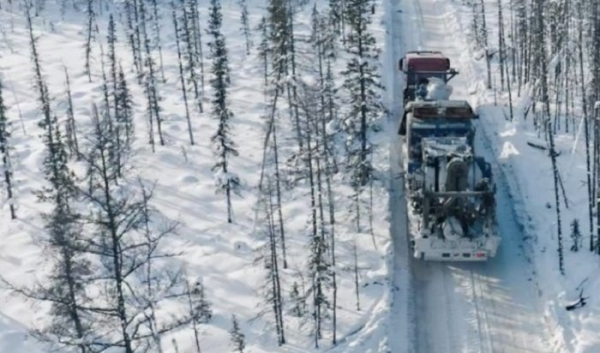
xmin=0 ymin=0 xmax=390 ymax=351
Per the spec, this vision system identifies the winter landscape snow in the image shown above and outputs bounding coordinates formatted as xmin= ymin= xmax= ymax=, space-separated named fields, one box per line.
xmin=0 ymin=0 xmax=599 ymax=352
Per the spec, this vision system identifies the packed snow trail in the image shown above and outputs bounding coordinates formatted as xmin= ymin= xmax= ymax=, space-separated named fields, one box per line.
xmin=387 ymin=0 xmax=554 ymax=352
xmin=384 ymin=0 xmax=413 ymax=350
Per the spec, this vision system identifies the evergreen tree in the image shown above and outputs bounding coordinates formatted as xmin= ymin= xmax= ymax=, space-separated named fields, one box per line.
xmin=257 ymin=16 xmax=271 ymax=98
xmin=571 ymin=218 xmax=582 ymax=252
xmin=328 ymin=0 xmax=344 ymax=41
xmin=267 ymin=0 xmax=303 ymax=151
xmin=307 ymin=217 xmax=330 ymax=348
xmin=84 ymin=0 xmax=96 ymax=82
xmin=257 ymin=11 xmax=288 ymax=270
xmin=124 ymin=0 xmax=142 ymax=78
xmin=208 ymin=0 xmax=240 ymax=223
xmin=116 ymin=65 xmax=134 ymax=150
xmin=289 ymin=281 xmax=304 ymax=317
xmin=184 ymin=278 xmax=205 ymax=353
xmin=284 ymin=2 xmax=303 ymax=155
xmin=139 ymin=0 xmax=165 ymax=149
xmin=342 ymin=0 xmax=384 ymax=234
xmin=298 ymin=81 xmax=331 ymax=349
xmin=311 ymin=8 xmax=340 ymax=343
xmin=178 ymin=0 xmax=204 ymax=113
xmin=150 ymin=0 xmax=167 ymax=82
xmin=229 ymin=315 xmax=246 ymax=353
xmin=342 ymin=0 xmax=384 ymax=187
xmin=187 ymin=279 xmax=213 ymax=324
xmin=172 ymin=2 xmax=195 ymax=145
xmin=0 ymin=79 xmax=16 ymax=220
xmin=63 ymin=68 xmax=80 ymax=159
xmin=107 ymin=14 xmax=118 ymax=94
xmin=23 ymin=8 xmax=92 ymax=348
xmin=238 ymin=0 xmax=252 ymax=54
xmin=188 ymin=0 xmax=206 ymax=92
xmin=35 ymin=183 xmax=91 ymax=353
xmin=260 ymin=176 xmax=285 ymax=345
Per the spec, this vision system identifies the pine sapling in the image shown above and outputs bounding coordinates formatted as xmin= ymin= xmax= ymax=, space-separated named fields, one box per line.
xmin=238 ymin=0 xmax=252 ymax=54
xmin=571 ymin=218 xmax=582 ymax=252
xmin=0 ymin=79 xmax=16 ymax=219
xmin=229 ymin=315 xmax=246 ymax=353
xmin=289 ymin=281 xmax=303 ymax=317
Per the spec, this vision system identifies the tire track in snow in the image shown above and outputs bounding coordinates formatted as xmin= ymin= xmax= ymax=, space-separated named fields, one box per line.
xmin=385 ymin=0 xmax=413 ymax=351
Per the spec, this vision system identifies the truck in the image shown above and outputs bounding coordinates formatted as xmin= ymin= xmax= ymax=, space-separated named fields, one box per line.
xmin=398 ymin=52 xmax=500 ymax=261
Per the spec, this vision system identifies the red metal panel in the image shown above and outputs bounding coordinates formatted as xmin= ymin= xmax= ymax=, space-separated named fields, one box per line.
xmin=406 ymin=57 xmax=449 ymax=72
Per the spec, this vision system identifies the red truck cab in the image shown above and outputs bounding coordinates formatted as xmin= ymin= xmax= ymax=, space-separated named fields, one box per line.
xmin=399 ymin=51 xmax=457 ymax=103
xmin=399 ymin=51 xmax=450 ymax=73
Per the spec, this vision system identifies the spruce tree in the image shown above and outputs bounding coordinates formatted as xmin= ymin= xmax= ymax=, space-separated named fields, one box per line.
xmin=343 ymin=0 xmax=384 ymax=233
xmin=187 ymin=279 xmax=213 ymax=324
xmin=124 ymin=0 xmax=142 ymax=78
xmin=229 ymin=315 xmax=246 ymax=353
xmin=140 ymin=0 xmax=165 ymax=148
xmin=298 ymin=81 xmax=331 ymax=349
xmin=328 ymin=0 xmax=344 ymax=41
xmin=260 ymin=176 xmax=285 ymax=345
xmin=267 ymin=0 xmax=303 ymax=151
xmin=172 ymin=2 xmax=195 ymax=145
xmin=178 ymin=0 xmax=204 ymax=113
xmin=0 ymin=79 xmax=16 ymax=220
xmin=116 ymin=65 xmax=134 ymax=150
xmin=342 ymin=0 xmax=384 ymax=187
xmin=184 ymin=278 xmax=205 ymax=353
xmin=289 ymin=281 xmax=304 ymax=317
xmin=571 ymin=218 xmax=582 ymax=252
xmin=208 ymin=0 xmax=240 ymax=223
xmin=238 ymin=0 xmax=252 ymax=54
xmin=188 ymin=0 xmax=206 ymax=92
xmin=84 ymin=0 xmax=95 ymax=82
xmin=23 ymin=7 xmax=92 ymax=347
xmin=311 ymin=8 xmax=340 ymax=343
xmin=150 ymin=0 xmax=167 ymax=82
xmin=257 ymin=16 xmax=270 ymax=97
xmin=63 ymin=68 xmax=80 ymax=159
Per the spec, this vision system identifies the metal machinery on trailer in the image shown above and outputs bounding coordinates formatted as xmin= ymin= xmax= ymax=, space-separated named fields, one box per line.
xmin=398 ymin=51 xmax=501 ymax=261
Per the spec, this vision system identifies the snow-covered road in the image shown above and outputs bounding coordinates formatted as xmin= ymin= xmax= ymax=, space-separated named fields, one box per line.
xmin=387 ymin=0 xmax=554 ymax=351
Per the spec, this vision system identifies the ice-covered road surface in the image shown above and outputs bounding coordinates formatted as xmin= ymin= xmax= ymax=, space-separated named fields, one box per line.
xmin=386 ymin=0 xmax=554 ymax=352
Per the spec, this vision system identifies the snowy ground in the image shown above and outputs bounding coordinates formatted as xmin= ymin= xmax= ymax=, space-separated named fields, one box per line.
xmin=0 ymin=1 xmax=395 ymax=352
